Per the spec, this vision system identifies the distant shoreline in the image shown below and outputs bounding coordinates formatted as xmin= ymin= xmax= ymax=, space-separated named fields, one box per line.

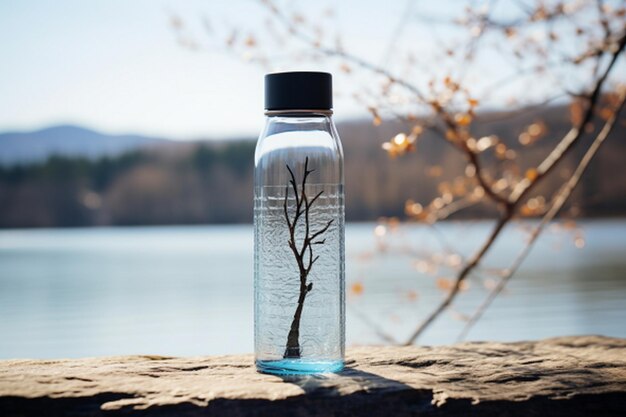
xmin=1 ymin=217 xmax=625 ymax=232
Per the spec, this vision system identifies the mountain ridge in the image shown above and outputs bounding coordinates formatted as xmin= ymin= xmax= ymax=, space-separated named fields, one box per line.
xmin=0 ymin=124 xmax=173 ymax=164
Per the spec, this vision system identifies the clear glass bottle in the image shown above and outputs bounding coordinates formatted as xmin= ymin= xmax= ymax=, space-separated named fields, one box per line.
xmin=254 ymin=72 xmax=345 ymax=375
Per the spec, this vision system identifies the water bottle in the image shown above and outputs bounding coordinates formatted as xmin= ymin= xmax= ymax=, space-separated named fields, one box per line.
xmin=254 ymin=72 xmax=345 ymax=375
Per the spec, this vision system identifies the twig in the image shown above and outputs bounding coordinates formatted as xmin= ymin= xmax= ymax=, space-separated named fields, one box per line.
xmin=509 ymin=30 xmax=626 ymax=203
xmin=261 ymin=0 xmax=427 ymax=101
xmin=379 ymin=0 xmax=417 ymax=66
xmin=403 ymin=208 xmax=512 ymax=345
xmin=430 ymin=113 xmax=509 ymax=206
xmin=431 ymin=196 xmax=482 ymax=221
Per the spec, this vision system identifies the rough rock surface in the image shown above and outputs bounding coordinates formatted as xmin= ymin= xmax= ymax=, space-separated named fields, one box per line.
xmin=1 ymin=336 xmax=625 ymax=416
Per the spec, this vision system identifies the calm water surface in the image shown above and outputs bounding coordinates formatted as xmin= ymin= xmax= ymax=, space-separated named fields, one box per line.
xmin=0 ymin=221 xmax=624 ymax=359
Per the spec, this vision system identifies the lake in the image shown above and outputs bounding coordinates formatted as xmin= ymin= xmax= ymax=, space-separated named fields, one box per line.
xmin=0 ymin=221 xmax=625 ymax=359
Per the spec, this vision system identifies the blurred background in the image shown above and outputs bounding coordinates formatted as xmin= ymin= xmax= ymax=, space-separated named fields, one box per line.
xmin=1 ymin=0 xmax=625 ymax=358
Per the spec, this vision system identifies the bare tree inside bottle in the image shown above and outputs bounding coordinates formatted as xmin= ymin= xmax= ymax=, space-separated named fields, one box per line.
xmin=282 ymin=157 xmax=333 ymax=359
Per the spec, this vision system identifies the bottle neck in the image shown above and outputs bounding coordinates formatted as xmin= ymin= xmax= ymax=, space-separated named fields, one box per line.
xmin=261 ymin=111 xmax=336 ymax=137
xmin=264 ymin=109 xmax=333 ymax=117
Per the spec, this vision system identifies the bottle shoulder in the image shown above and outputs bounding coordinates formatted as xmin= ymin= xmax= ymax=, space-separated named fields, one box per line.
xmin=254 ymin=117 xmax=343 ymax=187
xmin=255 ymin=116 xmax=342 ymax=165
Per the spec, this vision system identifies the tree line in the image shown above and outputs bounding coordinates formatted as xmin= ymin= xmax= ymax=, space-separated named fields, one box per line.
xmin=1 ymin=105 xmax=625 ymax=228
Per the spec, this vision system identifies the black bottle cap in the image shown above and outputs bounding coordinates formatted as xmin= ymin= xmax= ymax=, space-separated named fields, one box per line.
xmin=265 ymin=71 xmax=332 ymax=111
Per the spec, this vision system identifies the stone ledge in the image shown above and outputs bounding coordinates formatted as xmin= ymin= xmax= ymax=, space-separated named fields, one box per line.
xmin=1 ymin=336 xmax=625 ymax=416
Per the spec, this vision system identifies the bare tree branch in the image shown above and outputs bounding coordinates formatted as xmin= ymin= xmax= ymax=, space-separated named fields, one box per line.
xmin=458 ymin=90 xmax=626 ymax=341
xmin=404 ymin=30 xmax=626 ymax=345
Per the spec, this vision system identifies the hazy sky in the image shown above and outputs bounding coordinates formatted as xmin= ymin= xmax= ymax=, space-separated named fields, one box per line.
xmin=1 ymin=0 xmax=616 ymax=139
xmin=1 ymin=0 xmax=418 ymax=139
